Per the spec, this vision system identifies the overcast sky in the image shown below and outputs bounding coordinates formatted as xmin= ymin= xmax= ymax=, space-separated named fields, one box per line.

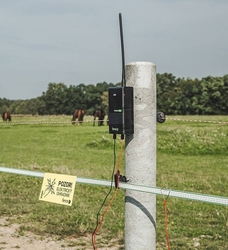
xmin=0 ymin=0 xmax=227 ymax=100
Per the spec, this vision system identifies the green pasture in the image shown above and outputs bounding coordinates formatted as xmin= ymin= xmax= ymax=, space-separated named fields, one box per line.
xmin=0 ymin=115 xmax=228 ymax=249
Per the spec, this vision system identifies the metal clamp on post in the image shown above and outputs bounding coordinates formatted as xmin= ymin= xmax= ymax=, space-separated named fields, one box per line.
xmin=114 ymin=170 xmax=129 ymax=189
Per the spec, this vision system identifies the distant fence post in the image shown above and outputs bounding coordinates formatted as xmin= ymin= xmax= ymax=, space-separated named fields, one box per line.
xmin=125 ymin=62 xmax=156 ymax=250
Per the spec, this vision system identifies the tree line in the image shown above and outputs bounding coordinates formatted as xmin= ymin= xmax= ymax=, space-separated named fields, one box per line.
xmin=1 ymin=73 xmax=228 ymax=116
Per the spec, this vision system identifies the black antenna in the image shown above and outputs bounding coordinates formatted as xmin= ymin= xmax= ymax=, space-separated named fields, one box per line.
xmin=119 ymin=13 xmax=126 ymax=87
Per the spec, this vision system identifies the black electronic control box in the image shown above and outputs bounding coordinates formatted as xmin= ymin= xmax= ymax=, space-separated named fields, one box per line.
xmin=108 ymin=86 xmax=134 ymax=135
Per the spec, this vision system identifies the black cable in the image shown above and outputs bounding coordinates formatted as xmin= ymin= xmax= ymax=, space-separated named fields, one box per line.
xmin=92 ymin=137 xmax=117 ymax=249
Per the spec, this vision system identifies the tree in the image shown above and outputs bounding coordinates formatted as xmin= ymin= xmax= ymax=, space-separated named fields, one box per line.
xmin=101 ymin=91 xmax=108 ymax=113
xmin=157 ymin=73 xmax=177 ymax=114
xmin=2 ymin=75 xmax=228 ymax=116
xmin=200 ymin=76 xmax=224 ymax=114
xmin=42 ymin=83 xmax=68 ymax=114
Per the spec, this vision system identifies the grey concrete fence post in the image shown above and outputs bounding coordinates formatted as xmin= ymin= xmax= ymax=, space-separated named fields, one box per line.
xmin=125 ymin=61 xmax=157 ymax=250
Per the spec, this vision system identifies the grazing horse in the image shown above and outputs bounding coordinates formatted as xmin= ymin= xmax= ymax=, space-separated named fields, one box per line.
xmin=71 ymin=109 xmax=85 ymax=125
xmin=2 ymin=112 xmax=11 ymax=122
xmin=93 ymin=109 xmax=105 ymax=126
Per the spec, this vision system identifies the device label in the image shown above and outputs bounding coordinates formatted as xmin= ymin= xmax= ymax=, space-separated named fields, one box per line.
xmin=111 ymin=127 xmax=119 ymax=131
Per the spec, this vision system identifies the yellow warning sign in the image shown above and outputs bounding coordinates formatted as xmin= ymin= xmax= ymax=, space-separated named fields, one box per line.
xmin=39 ymin=173 xmax=77 ymax=206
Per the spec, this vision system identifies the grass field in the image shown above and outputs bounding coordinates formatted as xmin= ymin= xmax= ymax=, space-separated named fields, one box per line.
xmin=0 ymin=115 xmax=228 ymax=249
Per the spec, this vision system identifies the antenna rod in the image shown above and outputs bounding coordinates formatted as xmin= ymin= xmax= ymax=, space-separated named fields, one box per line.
xmin=119 ymin=13 xmax=126 ymax=87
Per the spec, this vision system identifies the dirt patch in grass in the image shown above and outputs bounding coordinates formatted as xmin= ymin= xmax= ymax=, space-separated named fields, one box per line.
xmin=0 ymin=218 xmax=124 ymax=250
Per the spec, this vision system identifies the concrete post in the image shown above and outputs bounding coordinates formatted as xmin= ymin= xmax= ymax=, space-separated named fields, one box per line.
xmin=125 ymin=62 xmax=156 ymax=250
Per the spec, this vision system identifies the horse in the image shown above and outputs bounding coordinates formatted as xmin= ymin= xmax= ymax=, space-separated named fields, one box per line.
xmin=71 ymin=109 xmax=85 ymax=125
xmin=93 ymin=109 xmax=105 ymax=126
xmin=2 ymin=112 xmax=11 ymax=122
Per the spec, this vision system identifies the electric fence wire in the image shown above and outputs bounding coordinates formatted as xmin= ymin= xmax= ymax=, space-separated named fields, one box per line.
xmin=166 ymin=117 xmax=228 ymax=125
xmin=0 ymin=120 xmax=108 ymax=126
xmin=0 ymin=166 xmax=227 ymax=206
xmin=1 ymin=117 xmax=228 ymax=126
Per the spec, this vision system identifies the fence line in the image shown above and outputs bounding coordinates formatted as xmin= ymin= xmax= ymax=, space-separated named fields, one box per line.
xmin=0 ymin=120 xmax=107 ymax=126
xmin=166 ymin=117 xmax=228 ymax=125
xmin=0 ymin=166 xmax=227 ymax=207
xmin=1 ymin=117 xmax=228 ymax=126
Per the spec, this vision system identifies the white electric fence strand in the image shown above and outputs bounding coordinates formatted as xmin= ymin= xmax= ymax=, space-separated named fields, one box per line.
xmin=0 ymin=121 xmax=71 ymax=125
xmin=167 ymin=117 xmax=228 ymax=125
xmin=1 ymin=117 xmax=228 ymax=126
xmin=0 ymin=167 xmax=227 ymax=206
xmin=0 ymin=120 xmax=108 ymax=126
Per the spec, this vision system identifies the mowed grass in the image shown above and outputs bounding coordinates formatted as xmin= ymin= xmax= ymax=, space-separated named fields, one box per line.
xmin=0 ymin=115 xmax=228 ymax=249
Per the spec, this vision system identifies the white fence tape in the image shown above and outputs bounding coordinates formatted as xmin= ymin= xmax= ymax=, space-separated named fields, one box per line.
xmin=0 ymin=120 xmax=107 ymax=126
xmin=166 ymin=117 xmax=228 ymax=125
xmin=1 ymin=117 xmax=228 ymax=126
xmin=0 ymin=167 xmax=227 ymax=206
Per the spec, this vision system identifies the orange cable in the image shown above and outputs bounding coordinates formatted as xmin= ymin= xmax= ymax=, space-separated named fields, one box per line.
xmin=164 ymin=199 xmax=171 ymax=250
xmin=93 ymin=188 xmax=118 ymax=249
xmin=116 ymin=141 xmax=124 ymax=171
xmin=93 ymin=139 xmax=124 ymax=250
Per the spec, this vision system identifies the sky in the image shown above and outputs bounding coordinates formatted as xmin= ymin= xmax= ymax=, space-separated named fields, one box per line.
xmin=0 ymin=0 xmax=227 ymax=100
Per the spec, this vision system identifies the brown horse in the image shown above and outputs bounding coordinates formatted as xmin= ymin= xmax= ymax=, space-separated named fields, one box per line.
xmin=93 ymin=109 xmax=105 ymax=126
xmin=2 ymin=112 xmax=11 ymax=122
xmin=71 ymin=109 xmax=85 ymax=125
